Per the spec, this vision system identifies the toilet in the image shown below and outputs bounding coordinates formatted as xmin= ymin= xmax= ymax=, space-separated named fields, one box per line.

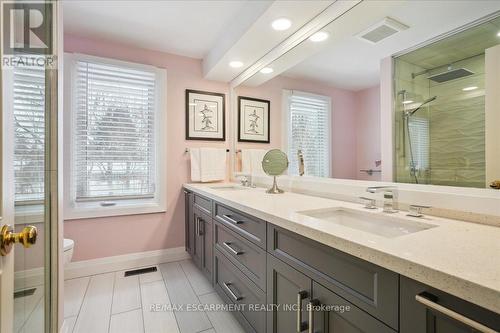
xmin=63 ymin=238 xmax=74 ymax=264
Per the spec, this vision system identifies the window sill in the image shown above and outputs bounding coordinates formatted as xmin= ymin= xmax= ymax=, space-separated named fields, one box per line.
xmin=64 ymin=199 xmax=166 ymax=220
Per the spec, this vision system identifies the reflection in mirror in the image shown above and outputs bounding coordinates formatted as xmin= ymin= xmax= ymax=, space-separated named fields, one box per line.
xmin=233 ymin=1 xmax=500 ymax=190
xmin=394 ymin=15 xmax=500 ymax=188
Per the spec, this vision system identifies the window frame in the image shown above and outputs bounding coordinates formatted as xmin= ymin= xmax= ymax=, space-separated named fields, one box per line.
xmin=63 ymin=53 xmax=167 ymax=220
xmin=282 ymin=89 xmax=332 ymax=178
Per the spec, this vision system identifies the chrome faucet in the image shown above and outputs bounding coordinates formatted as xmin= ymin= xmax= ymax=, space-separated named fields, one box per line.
xmin=298 ymin=150 xmax=305 ymax=176
xmin=366 ymin=186 xmax=398 ymax=213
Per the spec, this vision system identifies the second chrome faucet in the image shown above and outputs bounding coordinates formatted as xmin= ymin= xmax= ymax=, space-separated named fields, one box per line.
xmin=366 ymin=186 xmax=398 ymax=213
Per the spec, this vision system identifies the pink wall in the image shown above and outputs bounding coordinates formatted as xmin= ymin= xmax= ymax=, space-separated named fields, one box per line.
xmin=235 ymin=76 xmax=359 ymax=179
xmin=63 ymin=34 xmax=381 ymax=261
xmin=64 ymin=35 xmax=229 ymax=261
xmin=356 ymin=86 xmax=382 ymax=181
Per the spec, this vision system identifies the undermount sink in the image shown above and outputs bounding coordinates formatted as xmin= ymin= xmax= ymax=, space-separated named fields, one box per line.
xmin=209 ymin=185 xmax=248 ymax=191
xmin=296 ymin=207 xmax=437 ymax=238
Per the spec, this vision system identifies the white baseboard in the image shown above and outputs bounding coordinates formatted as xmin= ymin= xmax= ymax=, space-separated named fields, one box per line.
xmin=14 ymin=247 xmax=190 ymax=288
xmin=64 ymin=246 xmax=190 ymax=280
xmin=14 ymin=267 xmax=44 ymax=290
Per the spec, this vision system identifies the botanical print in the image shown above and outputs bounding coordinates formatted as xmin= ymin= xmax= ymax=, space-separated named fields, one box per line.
xmin=186 ymin=90 xmax=225 ymax=141
xmin=238 ymin=96 xmax=270 ymax=143
xmin=192 ymin=99 xmax=219 ymax=133
xmin=244 ymin=105 xmax=264 ymax=135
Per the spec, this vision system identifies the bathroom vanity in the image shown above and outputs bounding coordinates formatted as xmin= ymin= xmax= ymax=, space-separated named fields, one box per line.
xmin=184 ymin=184 xmax=500 ymax=333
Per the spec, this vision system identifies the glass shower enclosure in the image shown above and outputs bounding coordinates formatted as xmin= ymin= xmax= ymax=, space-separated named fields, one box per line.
xmin=394 ymin=15 xmax=500 ymax=188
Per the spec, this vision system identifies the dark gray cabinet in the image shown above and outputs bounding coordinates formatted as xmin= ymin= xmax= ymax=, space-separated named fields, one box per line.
xmin=215 ymin=249 xmax=266 ymax=333
xmin=192 ymin=203 xmax=213 ymax=283
xmin=400 ymin=276 xmax=500 ymax=333
xmin=183 ymin=189 xmax=500 ymax=333
xmin=311 ymin=282 xmax=396 ymax=333
xmin=268 ymin=224 xmax=399 ymax=329
xmin=267 ymin=253 xmax=312 ymax=333
xmin=184 ymin=190 xmax=194 ymax=255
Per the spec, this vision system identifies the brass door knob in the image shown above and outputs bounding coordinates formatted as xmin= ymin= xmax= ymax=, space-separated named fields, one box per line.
xmin=0 ymin=225 xmax=38 ymax=256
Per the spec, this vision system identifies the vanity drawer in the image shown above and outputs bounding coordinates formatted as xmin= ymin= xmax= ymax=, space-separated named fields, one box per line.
xmin=214 ymin=203 xmax=266 ymax=249
xmin=194 ymin=193 xmax=212 ymax=215
xmin=214 ymin=249 xmax=266 ymax=333
xmin=268 ymin=224 xmax=399 ymax=330
xmin=214 ymin=221 xmax=267 ymax=291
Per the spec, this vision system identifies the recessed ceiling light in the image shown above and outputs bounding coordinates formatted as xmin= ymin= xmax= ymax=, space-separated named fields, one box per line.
xmin=309 ymin=31 xmax=329 ymax=42
xmin=271 ymin=18 xmax=291 ymax=31
xmin=402 ymin=100 xmax=413 ymax=104
xmin=260 ymin=67 xmax=274 ymax=74
xmin=462 ymin=86 xmax=478 ymax=91
xmin=229 ymin=61 xmax=243 ymax=68
xmin=497 ymin=31 xmax=500 ymax=37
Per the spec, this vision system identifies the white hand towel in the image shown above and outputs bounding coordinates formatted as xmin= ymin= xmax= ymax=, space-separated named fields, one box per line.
xmin=200 ymin=148 xmax=226 ymax=182
xmin=241 ymin=149 xmax=252 ymax=174
xmin=250 ymin=149 xmax=267 ymax=176
xmin=190 ymin=148 xmax=201 ymax=182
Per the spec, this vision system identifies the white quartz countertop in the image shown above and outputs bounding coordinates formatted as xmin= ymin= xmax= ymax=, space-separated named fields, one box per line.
xmin=184 ymin=183 xmax=500 ymax=314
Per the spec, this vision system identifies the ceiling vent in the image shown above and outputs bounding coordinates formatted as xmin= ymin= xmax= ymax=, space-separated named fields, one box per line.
xmin=356 ymin=17 xmax=409 ymax=44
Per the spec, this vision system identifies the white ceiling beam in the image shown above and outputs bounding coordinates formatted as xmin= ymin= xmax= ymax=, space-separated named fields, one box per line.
xmin=203 ymin=0 xmax=335 ymax=82
xmin=229 ymin=0 xmax=362 ymax=88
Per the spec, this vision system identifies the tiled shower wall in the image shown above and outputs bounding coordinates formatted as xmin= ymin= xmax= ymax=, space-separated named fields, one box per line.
xmin=394 ymin=55 xmax=486 ymax=188
xmin=429 ymin=54 xmax=485 ymax=187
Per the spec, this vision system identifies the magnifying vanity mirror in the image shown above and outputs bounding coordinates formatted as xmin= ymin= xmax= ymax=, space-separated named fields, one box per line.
xmin=231 ymin=1 xmax=500 ymax=190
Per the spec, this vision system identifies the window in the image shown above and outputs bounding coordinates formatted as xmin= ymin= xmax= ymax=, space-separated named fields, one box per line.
xmin=407 ymin=116 xmax=429 ymax=171
xmin=13 ymin=63 xmax=46 ymax=204
xmin=284 ymin=90 xmax=331 ymax=177
xmin=65 ymin=54 xmax=166 ymax=219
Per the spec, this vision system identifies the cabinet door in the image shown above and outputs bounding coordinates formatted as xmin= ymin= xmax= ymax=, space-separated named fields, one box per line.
xmin=400 ymin=276 xmax=500 ymax=333
xmin=267 ymin=254 xmax=312 ymax=333
xmin=200 ymin=215 xmax=213 ymax=282
xmin=185 ymin=191 xmax=194 ymax=255
xmin=192 ymin=207 xmax=204 ymax=268
xmin=311 ymin=282 xmax=395 ymax=333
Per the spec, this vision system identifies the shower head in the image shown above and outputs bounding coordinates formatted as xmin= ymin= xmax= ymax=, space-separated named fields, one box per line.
xmin=405 ymin=96 xmax=437 ymax=117
xmin=427 ymin=68 xmax=474 ymax=83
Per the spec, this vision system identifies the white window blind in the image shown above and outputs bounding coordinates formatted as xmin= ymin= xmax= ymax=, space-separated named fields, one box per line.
xmin=74 ymin=60 xmax=157 ymax=201
xmin=287 ymin=91 xmax=330 ymax=177
xmin=13 ymin=64 xmax=46 ymax=202
xmin=408 ymin=117 xmax=429 ymax=171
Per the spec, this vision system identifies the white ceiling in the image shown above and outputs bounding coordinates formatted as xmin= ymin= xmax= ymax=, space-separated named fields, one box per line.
xmin=62 ymin=0 xmax=260 ymax=59
xmin=280 ymin=1 xmax=500 ymax=91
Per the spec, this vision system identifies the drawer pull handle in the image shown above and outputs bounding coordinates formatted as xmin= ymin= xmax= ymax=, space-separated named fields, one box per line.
xmin=223 ymin=282 xmax=243 ymax=301
xmin=196 ymin=217 xmax=203 ymax=236
xmin=223 ymin=242 xmax=244 ymax=255
xmin=297 ymin=290 xmax=308 ymax=332
xmin=308 ymin=299 xmax=320 ymax=333
xmin=223 ymin=214 xmax=243 ymax=225
xmin=415 ymin=294 xmax=498 ymax=333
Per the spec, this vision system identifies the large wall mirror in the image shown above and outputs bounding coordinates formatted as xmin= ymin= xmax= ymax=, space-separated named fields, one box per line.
xmin=231 ymin=1 xmax=500 ymax=190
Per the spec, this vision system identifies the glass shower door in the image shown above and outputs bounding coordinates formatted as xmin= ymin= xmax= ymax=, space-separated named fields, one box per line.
xmin=0 ymin=1 xmax=59 ymax=332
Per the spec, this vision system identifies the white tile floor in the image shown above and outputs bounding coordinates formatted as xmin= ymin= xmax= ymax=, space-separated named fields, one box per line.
xmin=61 ymin=259 xmax=245 ymax=333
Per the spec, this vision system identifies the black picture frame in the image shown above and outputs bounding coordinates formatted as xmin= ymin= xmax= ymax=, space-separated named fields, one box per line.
xmin=185 ymin=89 xmax=226 ymax=141
xmin=238 ymin=96 xmax=270 ymax=143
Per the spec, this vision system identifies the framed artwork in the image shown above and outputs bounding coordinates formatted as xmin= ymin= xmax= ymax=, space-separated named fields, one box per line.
xmin=186 ymin=89 xmax=225 ymax=141
xmin=238 ymin=96 xmax=270 ymax=143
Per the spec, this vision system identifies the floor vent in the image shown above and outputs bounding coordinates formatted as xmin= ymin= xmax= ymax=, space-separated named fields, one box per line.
xmin=14 ymin=288 xmax=36 ymax=299
xmin=356 ymin=17 xmax=409 ymax=44
xmin=124 ymin=266 xmax=157 ymax=277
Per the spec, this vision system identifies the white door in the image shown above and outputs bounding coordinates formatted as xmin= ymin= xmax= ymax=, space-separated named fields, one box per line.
xmin=1 ymin=63 xmax=16 ymax=333
xmin=0 ymin=1 xmax=59 ymax=332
